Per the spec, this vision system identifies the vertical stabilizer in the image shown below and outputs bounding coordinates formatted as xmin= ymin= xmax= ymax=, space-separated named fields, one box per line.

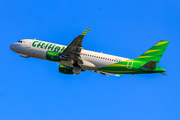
xmin=136 ymin=40 xmax=169 ymax=64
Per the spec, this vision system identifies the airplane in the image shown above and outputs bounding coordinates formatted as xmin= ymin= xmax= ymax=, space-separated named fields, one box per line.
xmin=9 ymin=27 xmax=169 ymax=76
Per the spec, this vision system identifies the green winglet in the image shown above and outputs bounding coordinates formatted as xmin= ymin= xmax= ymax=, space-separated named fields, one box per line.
xmin=81 ymin=27 xmax=91 ymax=36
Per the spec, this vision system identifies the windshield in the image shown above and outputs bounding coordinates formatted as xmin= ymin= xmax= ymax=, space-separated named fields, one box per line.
xmin=17 ymin=40 xmax=22 ymax=43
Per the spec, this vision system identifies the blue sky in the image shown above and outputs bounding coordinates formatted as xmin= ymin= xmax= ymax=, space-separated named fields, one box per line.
xmin=1 ymin=0 xmax=180 ymax=119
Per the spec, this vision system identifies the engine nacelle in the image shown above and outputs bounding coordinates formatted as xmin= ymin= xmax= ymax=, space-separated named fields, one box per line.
xmin=46 ymin=51 xmax=61 ymax=61
xmin=58 ymin=64 xmax=74 ymax=75
xmin=78 ymin=60 xmax=96 ymax=69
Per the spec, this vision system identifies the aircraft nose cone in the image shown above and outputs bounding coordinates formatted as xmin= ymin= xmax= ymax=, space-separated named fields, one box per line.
xmin=9 ymin=44 xmax=15 ymax=51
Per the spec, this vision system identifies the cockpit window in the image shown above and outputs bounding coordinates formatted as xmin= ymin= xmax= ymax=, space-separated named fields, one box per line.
xmin=17 ymin=40 xmax=22 ymax=43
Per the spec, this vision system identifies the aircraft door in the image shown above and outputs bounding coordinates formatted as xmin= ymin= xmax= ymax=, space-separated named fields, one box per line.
xmin=127 ymin=60 xmax=134 ymax=69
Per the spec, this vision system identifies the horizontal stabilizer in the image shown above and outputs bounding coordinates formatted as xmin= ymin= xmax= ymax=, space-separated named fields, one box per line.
xmin=160 ymin=72 xmax=167 ymax=76
xmin=92 ymin=70 xmax=121 ymax=77
xmin=141 ymin=61 xmax=156 ymax=70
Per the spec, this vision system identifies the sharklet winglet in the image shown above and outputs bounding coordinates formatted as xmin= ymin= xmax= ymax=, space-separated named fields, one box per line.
xmin=81 ymin=27 xmax=91 ymax=36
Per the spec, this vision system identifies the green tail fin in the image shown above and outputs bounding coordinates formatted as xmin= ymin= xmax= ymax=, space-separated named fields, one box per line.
xmin=136 ymin=40 xmax=169 ymax=64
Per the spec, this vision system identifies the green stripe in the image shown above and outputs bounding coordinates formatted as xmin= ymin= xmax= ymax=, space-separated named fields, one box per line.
xmin=136 ymin=40 xmax=169 ymax=64
xmin=81 ymin=27 xmax=90 ymax=36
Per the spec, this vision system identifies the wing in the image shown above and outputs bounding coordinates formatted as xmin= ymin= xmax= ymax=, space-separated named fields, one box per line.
xmin=61 ymin=27 xmax=90 ymax=62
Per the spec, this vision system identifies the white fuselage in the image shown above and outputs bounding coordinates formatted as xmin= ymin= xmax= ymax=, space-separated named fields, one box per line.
xmin=10 ymin=39 xmax=129 ymax=70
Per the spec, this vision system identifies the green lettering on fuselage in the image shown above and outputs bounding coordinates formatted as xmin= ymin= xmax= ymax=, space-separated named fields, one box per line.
xmin=32 ymin=41 xmax=39 ymax=47
xmin=45 ymin=43 xmax=49 ymax=49
xmin=61 ymin=46 xmax=65 ymax=52
xmin=41 ymin=43 xmax=45 ymax=49
xmin=37 ymin=42 xmax=42 ymax=47
xmin=51 ymin=45 xmax=55 ymax=50
xmin=54 ymin=46 xmax=60 ymax=52
xmin=48 ymin=44 xmax=52 ymax=50
xmin=31 ymin=41 xmax=66 ymax=52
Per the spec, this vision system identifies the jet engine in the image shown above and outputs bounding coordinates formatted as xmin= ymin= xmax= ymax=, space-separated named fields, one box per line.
xmin=58 ymin=64 xmax=74 ymax=75
xmin=46 ymin=51 xmax=62 ymax=61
